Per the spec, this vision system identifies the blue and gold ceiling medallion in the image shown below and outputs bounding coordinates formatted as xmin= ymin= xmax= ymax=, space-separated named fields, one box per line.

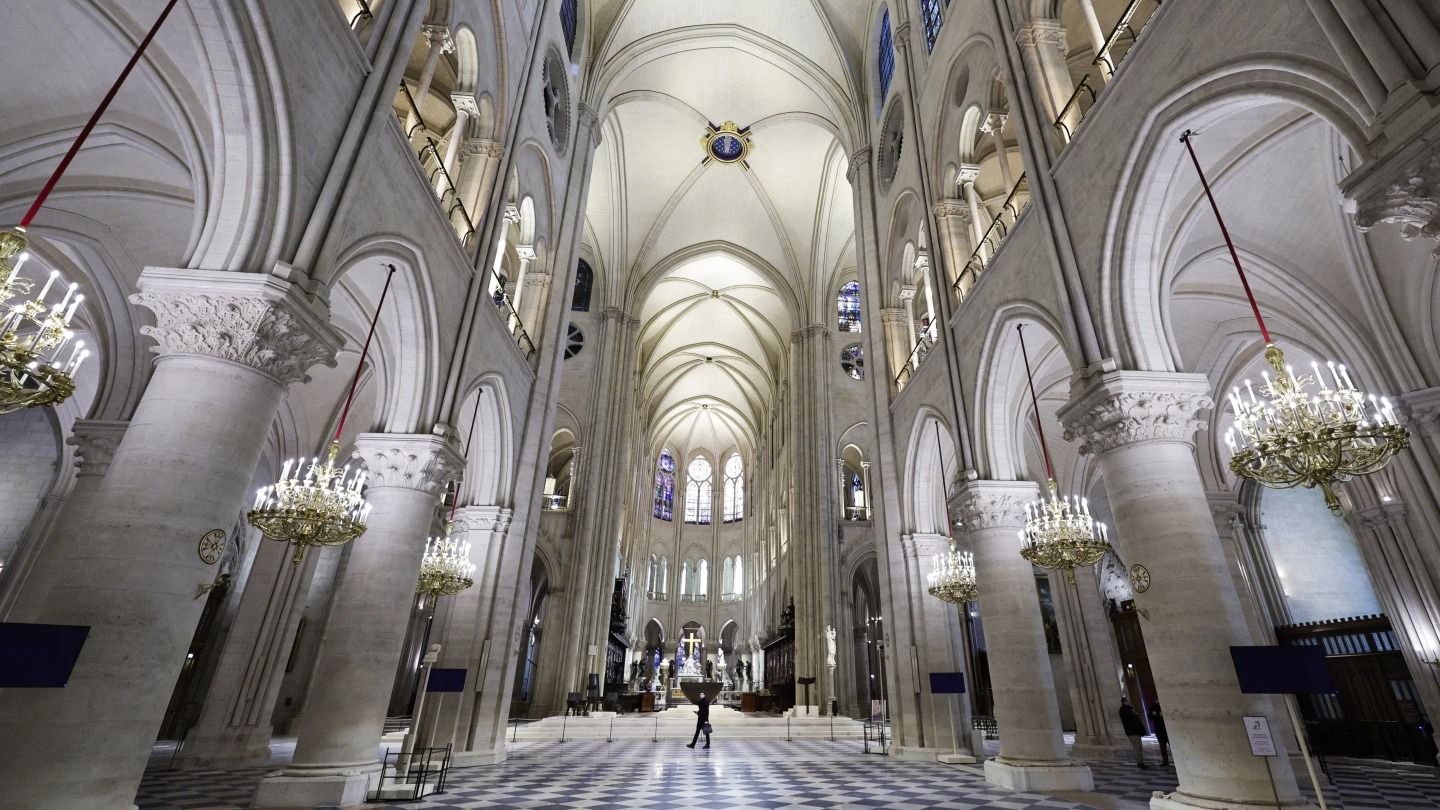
xmin=701 ymin=120 xmax=753 ymax=169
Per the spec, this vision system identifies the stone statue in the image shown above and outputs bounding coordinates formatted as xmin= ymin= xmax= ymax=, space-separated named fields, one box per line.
xmin=825 ymin=625 xmax=837 ymax=669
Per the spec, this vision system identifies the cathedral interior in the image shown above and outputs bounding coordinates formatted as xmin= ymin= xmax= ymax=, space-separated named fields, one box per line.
xmin=0 ymin=1 xmax=1439 ymax=809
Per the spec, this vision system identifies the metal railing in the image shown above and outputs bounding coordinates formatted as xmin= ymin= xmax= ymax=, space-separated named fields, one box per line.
xmin=952 ymin=174 xmax=1030 ymax=302
xmin=490 ymin=290 xmax=537 ymax=362
xmin=843 ymin=506 xmax=872 ymax=521
xmin=541 ymin=494 xmax=568 ymax=510
xmin=646 ymin=590 xmax=668 ymax=602
xmin=720 ymin=592 xmax=741 ymax=604
xmin=346 ymin=0 xmax=373 ymax=28
xmin=679 ymin=593 xmax=709 ymax=604
xmin=892 ymin=320 xmax=938 ymax=393
xmin=1052 ymin=0 xmax=1163 ymax=143
xmin=394 ymin=81 xmax=477 ymax=247
xmin=371 ymin=744 xmax=450 ymax=801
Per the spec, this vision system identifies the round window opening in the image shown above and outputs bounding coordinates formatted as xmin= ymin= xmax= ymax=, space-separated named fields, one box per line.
xmin=565 ymin=324 xmax=584 ymax=359
xmin=710 ymin=134 xmax=744 ymax=162
xmin=840 ymin=344 xmax=864 ymax=380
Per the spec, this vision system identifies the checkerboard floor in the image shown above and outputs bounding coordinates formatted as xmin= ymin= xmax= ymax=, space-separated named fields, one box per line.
xmin=138 ymin=737 xmax=1439 ymax=809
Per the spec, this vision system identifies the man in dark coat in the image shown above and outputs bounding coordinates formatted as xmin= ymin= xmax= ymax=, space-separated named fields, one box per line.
xmin=1148 ymin=701 xmax=1170 ymax=766
xmin=687 ymin=691 xmax=711 ymax=749
xmin=1119 ymin=696 xmax=1149 ymax=769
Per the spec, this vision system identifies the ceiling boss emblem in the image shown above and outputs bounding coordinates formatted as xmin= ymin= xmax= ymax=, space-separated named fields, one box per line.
xmin=701 ymin=120 xmax=753 ymax=169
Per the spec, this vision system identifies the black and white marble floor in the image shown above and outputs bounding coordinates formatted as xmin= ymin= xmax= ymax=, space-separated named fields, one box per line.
xmin=138 ymin=737 xmax=1440 ymax=809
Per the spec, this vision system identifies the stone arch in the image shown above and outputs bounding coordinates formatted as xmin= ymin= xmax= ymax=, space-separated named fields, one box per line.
xmin=973 ymin=304 xmax=1076 ymax=482
xmin=903 ymin=407 xmax=957 ymax=535
xmin=456 ymin=374 xmax=513 ymax=507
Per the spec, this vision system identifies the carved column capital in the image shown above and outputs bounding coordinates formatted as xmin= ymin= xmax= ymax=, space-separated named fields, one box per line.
xmin=791 ymin=324 xmax=828 ymax=342
xmin=422 ymin=24 xmax=455 ymax=53
xmin=130 ymin=268 xmax=342 ymax=386
xmin=1014 ymin=20 xmax=1067 ymax=53
xmin=352 ymin=433 xmax=463 ymax=495
xmin=514 ymin=243 xmax=537 ymax=262
xmin=461 ymin=138 xmax=504 ymax=159
xmin=451 ymin=92 xmax=480 ymax=118
xmin=894 ymin=23 xmax=913 ymax=51
xmin=879 ymin=307 xmax=908 ymax=325
xmin=453 ymin=504 xmax=514 ymax=534
xmin=1354 ymin=502 xmax=1408 ymax=530
xmin=578 ymin=103 xmax=603 ymax=147
xmin=901 ymin=533 xmax=952 ymax=559
xmin=503 ymin=203 xmax=522 ymax=225
xmin=897 ymin=286 xmax=917 ymax=304
xmin=67 ymin=419 xmax=129 ymax=478
xmin=981 ymin=112 xmax=1008 ymax=134
xmin=1059 ymin=371 xmax=1213 ymax=456
xmin=957 ymin=163 xmax=981 ymax=185
xmin=951 ymin=479 xmax=1037 ymax=532
xmin=1399 ymin=386 xmax=1440 ymax=436
xmin=932 ymin=198 xmax=970 ymax=221
xmin=1351 ymin=149 xmax=1440 ymax=256
xmin=847 ymin=147 xmax=872 ymax=183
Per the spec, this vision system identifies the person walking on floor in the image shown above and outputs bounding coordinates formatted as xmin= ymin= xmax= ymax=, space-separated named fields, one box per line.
xmin=687 ymin=691 xmax=712 ymax=749
xmin=1119 ymin=696 xmax=1149 ymax=769
xmin=1148 ymin=701 xmax=1170 ymax=766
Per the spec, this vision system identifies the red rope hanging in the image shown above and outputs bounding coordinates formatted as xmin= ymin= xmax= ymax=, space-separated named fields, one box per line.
xmin=451 ymin=387 xmax=484 ymax=522
xmin=1016 ymin=324 xmax=1056 ymax=482
xmin=334 ymin=264 xmax=397 ymax=443
xmin=19 ymin=0 xmax=181 ymax=230
xmin=1180 ymin=130 xmax=1272 ymax=345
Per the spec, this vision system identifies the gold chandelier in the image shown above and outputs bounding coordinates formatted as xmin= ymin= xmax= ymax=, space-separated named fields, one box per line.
xmin=1015 ymin=324 xmax=1110 ymax=581
xmin=249 ymin=265 xmax=396 ymax=563
xmin=417 ymin=521 xmax=475 ymax=596
xmin=927 ymin=543 xmax=978 ymax=604
xmin=1182 ymin=131 xmax=1408 ymax=514
xmin=0 ymin=230 xmax=87 ymax=413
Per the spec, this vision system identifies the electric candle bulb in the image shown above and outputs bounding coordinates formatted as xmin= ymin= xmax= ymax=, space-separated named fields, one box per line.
xmin=280 ymin=459 xmax=293 ymax=480
xmin=69 ymin=349 xmax=89 ymax=374
xmin=36 ymin=269 xmax=59 ymax=301
xmin=64 ymin=294 xmax=82 ymax=323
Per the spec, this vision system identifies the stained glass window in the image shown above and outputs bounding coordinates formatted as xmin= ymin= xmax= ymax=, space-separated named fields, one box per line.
xmin=685 ymin=456 xmax=713 ymax=524
xmin=733 ymin=555 xmax=743 ymax=596
xmin=697 ymin=558 xmax=709 ymax=596
xmin=723 ymin=453 xmax=744 ymax=522
xmin=877 ymin=9 xmax=895 ymax=112
xmin=653 ymin=450 xmax=675 ymax=520
xmin=920 ymin=0 xmax=943 ymax=53
xmin=841 ymin=345 xmax=864 ymax=380
xmin=837 ymin=281 xmax=862 ymax=332
xmin=571 ymin=259 xmax=593 ymax=311
xmin=560 ymin=0 xmax=579 ymax=56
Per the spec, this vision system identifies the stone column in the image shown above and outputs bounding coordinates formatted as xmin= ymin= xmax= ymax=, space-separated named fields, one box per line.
xmin=860 ymin=461 xmax=873 ymax=521
xmin=899 ymin=286 xmax=918 ymax=346
xmin=405 ymin=25 xmax=454 ymax=142
xmin=891 ymin=533 xmax=977 ymax=762
xmin=0 ymin=419 xmax=128 ymax=621
xmin=254 ymin=433 xmax=460 ymax=808
xmin=931 ymin=199 xmax=972 ymax=291
xmin=438 ymin=94 xmax=475 ymax=196
xmin=172 ymin=536 xmax=323 ymax=769
xmin=0 ymin=269 xmax=339 ymax=810
xmin=958 ymin=165 xmax=987 ymax=251
xmin=417 ymin=505 xmax=514 ymax=764
xmin=982 ymin=113 xmax=1015 ymax=189
xmin=1060 ymin=371 xmax=1308 ymax=809
xmin=1074 ymin=0 xmax=1112 ymax=79
xmin=1013 ymin=20 xmax=1076 ymax=141
xmin=879 ymin=307 xmax=909 ymax=389
xmin=1052 ymin=566 xmax=1131 ymax=759
xmin=514 ymin=247 xmax=552 ymax=330
xmin=954 ymin=479 xmax=1093 ymax=792
xmin=457 ymin=139 xmax=503 ymax=230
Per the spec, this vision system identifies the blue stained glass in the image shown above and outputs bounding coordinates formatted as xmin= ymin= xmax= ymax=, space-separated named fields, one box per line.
xmin=711 ymin=134 xmax=744 ymax=162
xmin=877 ymin=9 xmax=895 ymax=112
xmin=920 ymin=0 xmax=943 ymax=53
xmin=653 ymin=450 xmax=675 ymax=521
xmin=837 ymin=281 xmax=862 ymax=332
xmin=571 ymin=259 xmax=593 ymax=311
xmin=560 ymin=0 xmax=579 ymax=56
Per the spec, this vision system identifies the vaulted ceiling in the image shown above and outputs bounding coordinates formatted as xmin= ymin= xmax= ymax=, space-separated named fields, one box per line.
xmin=583 ymin=0 xmax=865 ymax=457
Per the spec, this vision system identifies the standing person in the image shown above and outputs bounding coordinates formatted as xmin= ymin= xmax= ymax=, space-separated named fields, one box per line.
xmin=1148 ymin=701 xmax=1170 ymax=766
xmin=687 ymin=691 xmax=712 ymax=749
xmin=1119 ymin=697 xmax=1149 ymax=769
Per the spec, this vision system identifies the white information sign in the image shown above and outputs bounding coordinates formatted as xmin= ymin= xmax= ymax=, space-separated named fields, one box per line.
xmin=1244 ymin=715 xmax=1277 ymax=757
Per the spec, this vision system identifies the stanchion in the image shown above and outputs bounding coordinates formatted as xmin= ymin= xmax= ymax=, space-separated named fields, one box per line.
xmin=653 ymin=712 xmax=659 ymax=743
xmin=559 ymin=709 xmax=568 ymax=744
xmin=511 ymin=718 xmax=519 ymax=743
xmin=829 ymin=712 xmax=834 ymax=742
xmin=608 ymin=715 xmax=615 ymax=743
xmin=786 ymin=715 xmax=792 ymax=742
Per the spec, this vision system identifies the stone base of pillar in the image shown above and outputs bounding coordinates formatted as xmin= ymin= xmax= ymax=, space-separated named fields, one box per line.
xmin=984 ymin=757 xmax=1094 ymax=792
xmin=450 ymin=747 xmax=509 ymax=768
xmin=1069 ymin=737 xmax=1133 ymax=761
xmin=252 ymin=764 xmax=379 ymax=808
xmin=172 ymin=729 xmax=272 ymax=771
xmin=1150 ymin=790 xmax=1314 ymax=810
xmin=889 ymin=745 xmax=976 ymax=763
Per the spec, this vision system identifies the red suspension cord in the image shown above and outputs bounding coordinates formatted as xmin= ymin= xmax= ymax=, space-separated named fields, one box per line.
xmin=451 ymin=387 xmax=484 ymax=522
xmin=1017 ymin=324 xmax=1056 ymax=481
xmin=1180 ymin=130 xmax=1272 ymax=345
xmin=19 ymin=0 xmax=181 ymax=229
xmin=334 ymin=264 xmax=397 ymax=443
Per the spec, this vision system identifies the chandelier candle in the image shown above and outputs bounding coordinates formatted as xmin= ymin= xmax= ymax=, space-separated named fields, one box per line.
xmin=1181 ymin=131 xmax=1407 ymax=514
xmin=927 ymin=545 xmax=978 ymax=604
xmin=415 ymin=347 xmax=487 ymax=597
xmin=0 ymin=237 xmax=88 ymax=413
xmin=1014 ymin=324 xmax=1110 ymax=581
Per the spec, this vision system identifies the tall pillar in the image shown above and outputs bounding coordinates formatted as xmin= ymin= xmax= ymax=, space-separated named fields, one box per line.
xmin=1013 ymin=20 xmax=1075 ymax=142
xmin=1060 ymin=371 xmax=1309 ymax=808
xmin=879 ymin=307 xmax=909 ymax=388
xmin=890 ymin=533 xmax=978 ymax=761
xmin=172 ymin=536 xmax=322 ymax=768
xmin=509 ymin=242 xmax=537 ymax=314
xmin=0 ymin=419 xmax=129 ymax=621
xmin=958 ymin=166 xmax=987 ymax=249
xmin=514 ymin=246 xmax=551 ymax=330
xmin=1052 ymin=566 xmax=1131 ymax=759
xmin=0 ymin=269 xmax=340 ymax=810
xmin=405 ymin=25 xmax=454 ymax=142
xmin=899 ymin=286 xmax=918 ymax=345
xmin=438 ymin=95 xmax=475 ymax=196
xmin=931 ymin=199 xmax=973 ymax=291
xmin=413 ymin=506 xmax=513 ymax=763
xmin=1074 ymin=0 xmax=1112 ymax=79
xmin=457 ymin=139 xmax=503 ymax=230
xmin=254 ymin=433 xmax=460 ymax=808
xmin=860 ymin=461 xmax=873 ymax=521
xmin=954 ymin=479 xmax=1093 ymax=792
xmin=982 ymin=113 xmax=1015 ymax=189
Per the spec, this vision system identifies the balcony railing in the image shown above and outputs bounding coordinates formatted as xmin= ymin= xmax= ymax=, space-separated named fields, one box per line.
xmin=720 ymin=592 xmax=740 ymax=604
xmin=490 ymin=290 xmax=536 ymax=362
xmin=952 ymin=174 xmax=1030 ymax=303
xmin=679 ymin=593 xmax=709 ymax=604
xmin=843 ymin=506 xmax=872 ymax=521
xmin=394 ymin=81 xmax=477 ymax=247
xmin=541 ymin=494 xmax=567 ymax=510
xmin=893 ymin=318 xmax=938 ymax=393
xmin=1052 ymin=0 xmax=1163 ymax=143
xmin=647 ymin=590 xmax=668 ymax=602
